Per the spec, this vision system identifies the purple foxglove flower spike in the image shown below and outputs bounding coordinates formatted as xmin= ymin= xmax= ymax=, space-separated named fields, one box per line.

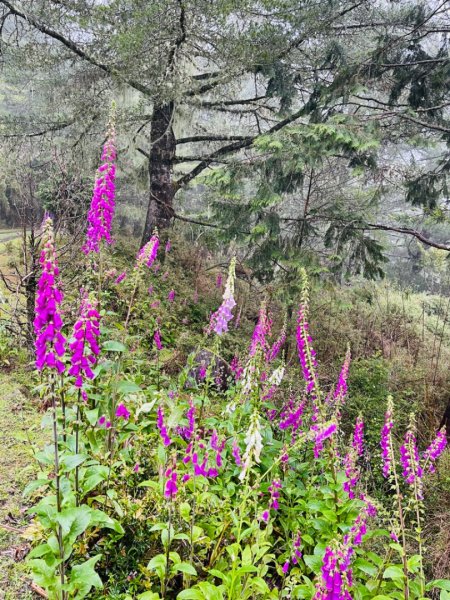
xmin=400 ymin=417 xmax=423 ymax=497
xmin=82 ymin=111 xmax=117 ymax=254
xmin=380 ymin=396 xmax=394 ymax=478
xmin=249 ymin=300 xmax=271 ymax=356
xmin=311 ymin=422 xmax=337 ymax=458
xmin=209 ymin=257 xmax=237 ymax=336
xmin=424 ymin=429 xmax=447 ymax=473
xmin=34 ymin=215 xmax=66 ymax=373
xmin=137 ymin=233 xmax=159 ymax=269
xmin=157 ymin=405 xmax=172 ymax=446
xmin=164 ymin=467 xmax=178 ymax=499
xmin=68 ymin=292 xmax=101 ymax=394
xmin=154 ymin=329 xmax=163 ymax=351
xmin=334 ymin=346 xmax=351 ymax=405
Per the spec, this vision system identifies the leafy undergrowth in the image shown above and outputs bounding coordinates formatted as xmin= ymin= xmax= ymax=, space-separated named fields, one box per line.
xmin=0 ymin=374 xmax=45 ymax=599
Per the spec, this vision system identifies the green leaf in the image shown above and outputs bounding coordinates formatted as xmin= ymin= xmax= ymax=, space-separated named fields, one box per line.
xmin=304 ymin=554 xmax=323 ymax=572
xmin=138 ymin=593 xmax=161 ymax=600
xmin=383 ymin=566 xmax=404 ymax=580
xmin=407 ymin=555 xmax=422 ymax=573
xmin=354 ymin=558 xmax=378 ymax=577
xmin=60 ymin=454 xmax=88 ymax=472
xmin=89 ymin=508 xmax=125 ymax=534
xmin=23 ymin=479 xmax=50 ymax=497
xmin=148 ymin=554 xmax=166 ymax=570
xmin=427 ymin=580 xmax=450 ymax=592
xmin=177 ymin=591 xmax=204 ymax=600
xmin=117 ymin=380 xmax=142 ymax=394
xmin=27 ymin=544 xmax=52 ymax=559
xmin=180 ymin=502 xmax=191 ymax=521
xmin=65 ymin=555 xmax=102 ymax=598
xmin=103 ymin=340 xmax=127 ymax=352
xmin=29 ymin=558 xmax=60 ymax=590
xmin=175 ymin=562 xmax=197 ymax=576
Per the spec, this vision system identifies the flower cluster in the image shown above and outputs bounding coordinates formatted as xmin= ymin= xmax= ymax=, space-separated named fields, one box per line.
xmin=262 ymin=479 xmax=282 ymax=521
xmin=137 ymin=233 xmax=159 ymax=269
xmin=249 ymin=301 xmax=271 ymax=357
xmin=424 ymin=429 xmax=447 ymax=473
xmin=34 ymin=215 xmax=66 ymax=373
xmin=177 ymin=400 xmax=195 ymax=440
xmin=116 ymin=403 xmax=130 ymax=420
xmin=314 ymin=509 xmax=369 ymax=600
xmin=68 ymin=293 xmax=100 ymax=397
xmin=83 ymin=116 xmax=117 ymax=254
xmin=380 ymin=397 xmax=394 ymax=478
xmin=400 ymin=425 xmax=423 ymax=496
xmin=239 ymin=410 xmax=263 ymax=480
xmin=115 ymin=271 xmax=126 ymax=284
xmin=230 ymin=354 xmax=243 ymax=380
xmin=283 ymin=531 xmax=302 ymax=574
xmin=311 ymin=422 xmax=337 ymax=458
xmin=164 ymin=466 xmax=178 ymax=499
xmin=296 ymin=303 xmax=318 ymax=395
xmin=266 ymin=321 xmax=286 ymax=363
xmin=279 ymin=396 xmax=306 ymax=436
xmin=209 ymin=257 xmax=236 ymax=336
xmin=352 ymin=415 xmax=364 ymax=456
xmin=98 ymin=415 xmax=111 ymax=429
xmin=154 ymin=329 xmax=163 ymax=351
xmin=232 ymin=439 xmax=242 ymax=466
xmin=157 ymin=406 xmax=172 ymax=446
xmin=334 ymin=346 xmax=351 ymax=405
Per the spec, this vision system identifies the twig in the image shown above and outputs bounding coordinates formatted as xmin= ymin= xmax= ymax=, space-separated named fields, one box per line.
xmin=30 ymin=582 xmax=49 ymax=598
xmin=0 ymin=522 xmax=24 ymax=534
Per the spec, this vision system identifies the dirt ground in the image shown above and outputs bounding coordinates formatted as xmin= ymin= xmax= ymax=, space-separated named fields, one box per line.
xmin=0 ymin=375 xmax=44 ymax=599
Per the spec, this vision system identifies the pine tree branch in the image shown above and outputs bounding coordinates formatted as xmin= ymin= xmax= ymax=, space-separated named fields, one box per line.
xmin=176 ymin=135 xmax=252 ymax=144
xmin=0 ymin=0 xmax=153 ymax=97
xmin=175 ymin=107 xmax=306 ymax=187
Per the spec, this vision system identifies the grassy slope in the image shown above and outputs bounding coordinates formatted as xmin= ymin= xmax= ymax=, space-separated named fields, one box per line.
xmin=0 ymin=374 xmax=43 ymax=599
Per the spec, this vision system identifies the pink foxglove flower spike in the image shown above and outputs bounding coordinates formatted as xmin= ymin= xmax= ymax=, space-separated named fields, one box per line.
xmin=34 ymin=215 xmax=66 ymax=373
xmin=83 ymin=107 xmax=117 ymax=255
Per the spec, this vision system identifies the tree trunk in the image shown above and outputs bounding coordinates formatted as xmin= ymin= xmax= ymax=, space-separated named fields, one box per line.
xmin=141 ymin=102 xmax=176 ymax=244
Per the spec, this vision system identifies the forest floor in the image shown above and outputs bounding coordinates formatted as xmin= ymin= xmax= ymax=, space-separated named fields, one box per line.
xmin=0 ymin=373 xmax=44 ymax=599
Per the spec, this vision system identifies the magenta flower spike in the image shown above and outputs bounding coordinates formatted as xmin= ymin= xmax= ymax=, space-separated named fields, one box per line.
xmin=137 ymin=233 xmax=159 ymax=269
xmin=268 ymin=479 xmax=282 ymax=510
xmin=380 ymin=397 xmax=394 ymax=478
xmin=249 ymin=300 xmax=271 ymax=357
xmin=34 ymin=215 xmax=66 ymax=373
xmin=232 ymin=439 xmax=242 ymax=466
xmin=424 ymin=429 xmax=447 ymax=473
xmin=266 ymin=323 xmax=286 ymax=363
xmin=164 ymin=467 xmax=178 ymax=499
xmin=352 ymin=415 xmax=364 ymax=457
xmin=154 ymin=329 xmax=163 ymax=351
xmin=82 ymin=113 xmax=117 ymax=254
xmin=312 ymin=422 xmax=337 ymax=458
xmin=230 ymin=354 xmax=244 ymax=380
xmin=157 ymin=405 xmax=172 ymax=446
xmin=168 ymin=289 xmax=175 ymax=302
xmin=334 ymin=346 xmax=351 ymax=405
xmin=209 ymin=257 xmax=237 ymax=336
xmin=296 ymin=303 xmax=318 ymax=395
xmin=68 ymin=293 xmax=101 ymax=393
xmin=114 ymin=271 xmax=126 ymax=284
xmin=400 ymin=420 xmax=423 ymax=497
